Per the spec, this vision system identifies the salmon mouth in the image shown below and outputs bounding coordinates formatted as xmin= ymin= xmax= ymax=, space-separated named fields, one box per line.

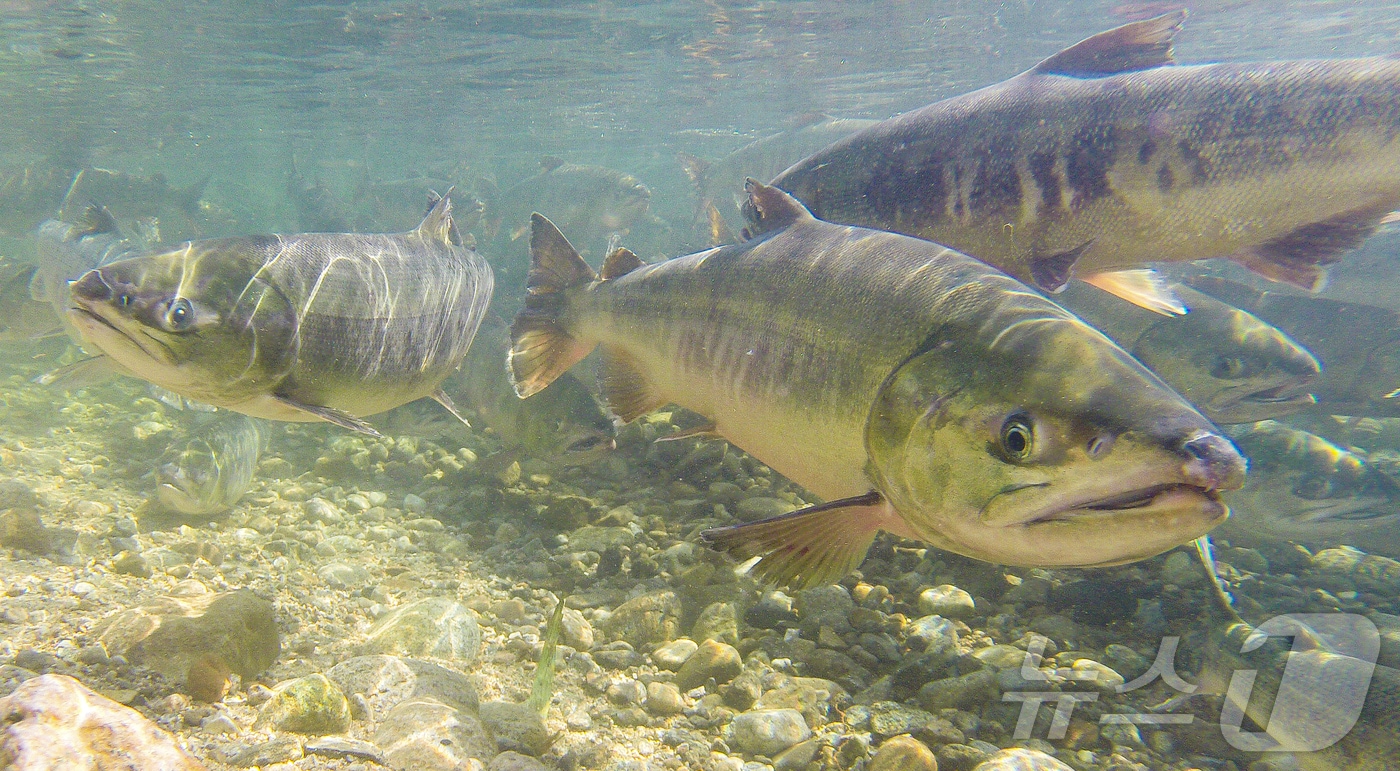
xmin=68 ymin=304 xmax=171 ymax=365
xmin=1240 ymin=381 xmax=1315 ymax=406
xmin=1020 ymin=484 xmax=1225 ymax=525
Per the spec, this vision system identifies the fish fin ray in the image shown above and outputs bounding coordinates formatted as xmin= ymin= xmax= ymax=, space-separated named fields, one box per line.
xmin=77 ymin=204 xmax=120 ymax=238
xmin=706 ymin=201 xmax=737 ymax=245
xmin=599 ymin=345 xmax=665 ymax=422
xmin=1081 ymin=269 xmax=1186 ymax=316
xmin=33 ymin=355 xmax=118 ymax=389
xmin=1028 ymin=242 xmax=1091 ymax=292
xmin=677 ymin=152 xmax=710 ymax=188
xmin=509 ymin=214 xmax=599 ymax=398
xmin=740 ymin=179 xmax=814 ymax=238
xmin=431 ymin=388 xmax=471 ymax=428
xmin=701 ymin=491 xmax=887 ymax=589
xmin=1030 ymin=10 xmax=1185 ymax=78
xmin=418 ymin=188 xmax=461 ymax=246
xmin=1230 ymin=252 xmax=1328 ymax=292
xmin=1234 ymin=204 xmax=1392 ymax=290
xmin=274 ymin=396 xmax=383 ymax=437
xmin=655 ymin=421 xmax=721 ymax=442
xmin=600 ymin=247 xmax=645 ymax=280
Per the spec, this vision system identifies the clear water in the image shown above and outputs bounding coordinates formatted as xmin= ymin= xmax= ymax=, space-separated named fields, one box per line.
xmin=3 ymin=2 xmax=1400 ymax=770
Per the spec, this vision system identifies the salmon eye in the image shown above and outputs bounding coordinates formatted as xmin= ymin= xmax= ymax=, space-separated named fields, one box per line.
xmin=117 ymin=292 xmax=133 ymax=308
xmin=166 ymin=298 xmax=194 ymax=331
xmin=999 ymin=413 xmax=1034 ymax=462
xmin=1211 ymin=355 xmax=1258 ymax=379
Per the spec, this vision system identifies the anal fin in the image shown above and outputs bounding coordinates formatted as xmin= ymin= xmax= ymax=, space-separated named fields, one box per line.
xmin=1029 ymin=242 xmax=1092 ymax=292
xmin=701 ymin=491 xmax=897 ymax=589
xmin=599 ymin=345 xmax=666 ymax=422
xmin=1231 ymin=251 xmax=1328 ymax=292
xmin=1081 ymin=269 xmax=1185 ymax=316
xmin=431 ymin=388 xmax=472 ymax=428
xmin=275 ymin=396 xmax=383 ymax=438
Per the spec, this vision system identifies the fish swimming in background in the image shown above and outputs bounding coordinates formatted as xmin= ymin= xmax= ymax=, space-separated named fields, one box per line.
xmin=30 ymin=205 xmax=145 ymax=339
xmin=1217 ymin=421 xmax=1400 ymax=558
xmin=67 ymin=193 xmax=494 ymax=437
xmin=1057 ymin=282 xmax=1319 ymax=424
xmin=382 ymin=316 xmax=616 ymax=468
xmin=483 ymin=158 xmax=651 ymax=290
xmin=678 ymin=114 xmax=879 ymax=243
xmin=154 ymin=414 xmax=266 ymax=518
xmin=1187 ymin=276 xmax=1400 ymax=418
xmin=772 ymin=11 xmax=1400 ymax=314
xmin=509 ymin=180 xmax=1245 ymax=586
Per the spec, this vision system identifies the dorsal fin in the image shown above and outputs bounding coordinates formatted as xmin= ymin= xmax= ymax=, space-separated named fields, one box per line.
xmin=783 ymin=111 xmax=830 ymax=130
xmin=77 ymin=203 xmax=119 ymax=238
xmin=739 ymin=179 xmax=814 ymax=239
xmin=600 ymin=247 xmax=645 ymax=280
xmin=1030 ymin=10 xmax=1185 ymax=78
xmin=418 ymin=188 xmax=461 ymax=246
xmin=540 ymin=156 xmax=567 ymax=173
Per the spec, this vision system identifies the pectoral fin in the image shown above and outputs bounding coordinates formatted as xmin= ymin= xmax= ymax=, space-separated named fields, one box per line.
xmin=431 ymin=388 xmax=471 ymax=428
xmin=1081 ymin=269 xmax=1186 ymax=316
xmin=33 ymin=355 xmax=119 ymax=389
xmin=275 ymin=396 xmax=383 ymax=438
xmin=1230 ymin=251 xmax=1328 ymax=292
xmin=701 ymin=491 xmax=908 ymax=589
xmin=706 ymin=201 xmax=737 ymax=246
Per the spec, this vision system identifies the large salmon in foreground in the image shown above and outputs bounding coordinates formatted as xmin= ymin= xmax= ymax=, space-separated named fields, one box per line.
xmin=772 ymin=11 xmax=1400 ymax=314
xmin=509 ymin=180 xmax=1245 ymax=587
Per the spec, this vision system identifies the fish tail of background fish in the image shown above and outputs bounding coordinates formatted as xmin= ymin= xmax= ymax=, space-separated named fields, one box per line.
xmin=509 ymin=213 xmax=643 ymax=400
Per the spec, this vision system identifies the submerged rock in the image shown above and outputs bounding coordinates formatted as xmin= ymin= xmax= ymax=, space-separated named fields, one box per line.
xmin=0 ymin=674 xmax=207 ymax=770
xmin=603 ymin=590 xmax=681 ymax=646
xmin=361 ymin=597 xmax=482 ymax=663
xmin=255 ymin=673 xmax=351 ymax=735
xmin=675 ymin=638 xmax=742 ymax=690
xmin=326 ymin=654 xmax=479 ymax=722
xmin=479 ymin=699 xmax=551 ymax=755
xmin=972 ymin=748 xmax=1072 ymax=770
xmin=0 ymin=507 xmax=77 ymax=556
xmin=727 ymin=707 xmax=811 ymax=756
xmin=374 ymin=698 xmax=494 ymax=770
xmin=871 ymin=734 xmax=938 ymax=771
xmin=99 ymin=587 xmax=279 ymax=697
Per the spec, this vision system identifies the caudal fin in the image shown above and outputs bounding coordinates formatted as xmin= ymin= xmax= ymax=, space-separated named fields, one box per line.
xmin=509 ymin=214 xmax=599 ymax=399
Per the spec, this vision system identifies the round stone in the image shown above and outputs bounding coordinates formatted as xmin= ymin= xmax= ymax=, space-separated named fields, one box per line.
xmin=728 ymin=708 xmax=812 ymax=757
xmin=918 ymin=585 xmax=976 ymax=619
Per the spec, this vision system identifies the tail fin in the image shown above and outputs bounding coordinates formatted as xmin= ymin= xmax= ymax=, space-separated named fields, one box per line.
xmin=509 ymin=214 xmax=598 ymax=398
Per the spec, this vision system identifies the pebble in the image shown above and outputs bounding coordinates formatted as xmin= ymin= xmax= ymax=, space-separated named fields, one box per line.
xmin=1161 ymin=550 xmax=1205 ymax=587
xmin=255 ymin=673 xmax=351 ymax=735
xmin=479 ymin=700 xmax=551 ymax=755
xmin=200 ymin=713 xmax=239 ymax=734
xmin=794 ymin=585 xmax=853 ymax=631
xmin=646 ymin=681 xmax=685 ymax=715
xmin=727 ymin=708 xmax=812 ymax=757
xmin=0 ymin=674 xmax=206 ymax=770
xmin=735 ymin=497 xmax=796 ymax=521
xmin=361 ymin=597 xmax=482 ymax=663
xmin=403 ymin=493 xmax=427 ymax=513
xmin=972 ymin=748 xmax=1073 ymax=771
xmin=488 ymin=751 xmax=551 ymax=771
xmin=374 ymin=699 xmax=494 ymax=770
xmin=318 ymin=562 xmax=371 ymax=589
xmin=231 ymin=736 xmax=303 ymax=767
xmin=871 ymin=734 xmax=938 ymax=771
xmin=676 ymin=638 xmax=743 ymax=690
xmin=560 ymin=607 xmax=594 ymax=650
xmin=569 ymin=525 xmax=635 ymax=552
xmin=917 ymin=670 xmax=999 ymax=712
xmin=745 ymin=591 xmax=798 ymax=630
xmin=773 ymin=738 xmax=822 ymax=771
xmin=305 ymin=736 xmax=387 ymax=765
xmin=907 ymin=615 xmax=960 ymax=656
xmin=652 ymin=638 xmax=699 ymax=671
xmin=867 ymin=701 xmax=936 ymax=739
xmin=607 ymin=678 xmax=647 ymax=706
xmin=692 ymin=601 xmax=740 ymax=645
xmin=919 ymin=584 xmax=976 ymax=619
xmin=603 ymin=590 xmax=681 ymax=647
xmin=326 ymin=655 xmax=479 ymax=721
